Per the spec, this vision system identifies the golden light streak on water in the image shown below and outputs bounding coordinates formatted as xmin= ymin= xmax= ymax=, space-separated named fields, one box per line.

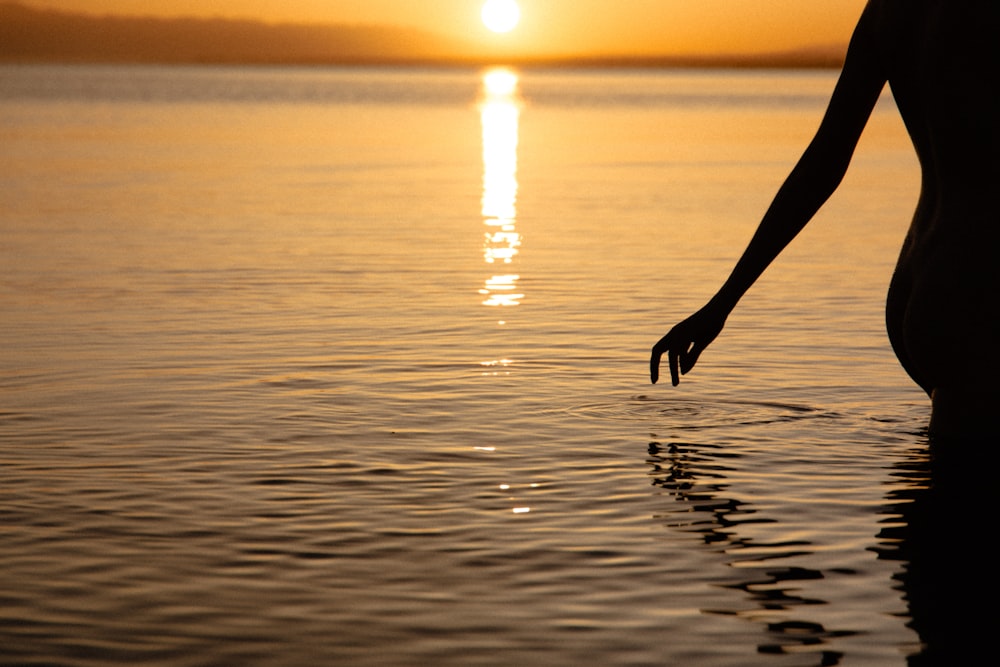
xmin=479 ymin=68 xmax=523 ymax=309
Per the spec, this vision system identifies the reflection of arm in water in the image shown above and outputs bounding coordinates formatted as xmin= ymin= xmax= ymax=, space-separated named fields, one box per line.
xmin=651 ymin=3 xmax=888 ymax=386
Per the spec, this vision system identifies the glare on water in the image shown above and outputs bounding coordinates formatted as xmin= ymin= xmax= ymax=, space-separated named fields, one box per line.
xmin=480 ymin=68 xmax=523 ymax=309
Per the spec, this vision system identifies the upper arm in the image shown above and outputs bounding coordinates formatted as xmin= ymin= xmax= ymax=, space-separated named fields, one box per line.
xmin=807 ymin=0 xmax=891 ymax=165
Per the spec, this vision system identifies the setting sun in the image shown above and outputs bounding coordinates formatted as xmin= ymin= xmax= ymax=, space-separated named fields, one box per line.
xmin=481 ymin=0 xmax=521 ymax=34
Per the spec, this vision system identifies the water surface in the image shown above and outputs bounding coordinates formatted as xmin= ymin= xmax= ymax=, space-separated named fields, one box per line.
xmin=2 ymin=64 xmax=977 ymax=666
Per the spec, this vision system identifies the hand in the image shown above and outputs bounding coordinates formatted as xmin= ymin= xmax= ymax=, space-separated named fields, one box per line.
xmin=650 ymin=302 xmax=728 ymax=386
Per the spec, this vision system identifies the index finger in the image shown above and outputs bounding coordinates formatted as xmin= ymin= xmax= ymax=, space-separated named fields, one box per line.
xmin=650 ymin=343 xmax=663 ymax=384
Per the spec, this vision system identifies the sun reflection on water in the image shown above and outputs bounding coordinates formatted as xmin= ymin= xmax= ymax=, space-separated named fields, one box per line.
xmin=478 ymin=68 xmax=523 ymax=309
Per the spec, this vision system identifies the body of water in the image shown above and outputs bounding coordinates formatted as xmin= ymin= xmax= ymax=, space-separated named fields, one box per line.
xmin=1 ymin=64 xmax=988 ymax=665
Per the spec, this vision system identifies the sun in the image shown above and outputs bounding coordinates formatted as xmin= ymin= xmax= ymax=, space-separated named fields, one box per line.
xmin=481 ymin=0 xmax=521 ymax=34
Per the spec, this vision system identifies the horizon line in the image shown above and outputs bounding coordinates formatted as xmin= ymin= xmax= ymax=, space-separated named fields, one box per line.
xmin=0 ymin=1 xmax=847 ymax=70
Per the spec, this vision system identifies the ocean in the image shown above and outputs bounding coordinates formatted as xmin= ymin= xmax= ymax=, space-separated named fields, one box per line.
xmin=0 ymin=64 xmax=969 ymax=665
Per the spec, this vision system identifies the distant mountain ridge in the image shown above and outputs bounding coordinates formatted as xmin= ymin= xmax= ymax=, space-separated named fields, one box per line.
xmin=0 ymin=2 xmax=470 ymax=64
xmin=0 ymin=2 xmax=846 ymax=67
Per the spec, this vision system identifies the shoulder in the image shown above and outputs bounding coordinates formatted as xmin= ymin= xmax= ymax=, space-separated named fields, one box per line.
xmin=852 ymin=0 xmax=910 ymax=49
xmin=850 ymin=0 xmax=948 ymax=81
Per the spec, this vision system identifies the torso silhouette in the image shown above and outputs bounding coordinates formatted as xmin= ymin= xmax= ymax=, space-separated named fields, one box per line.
xmin=882 ymin=0 xmax=998 ymax=433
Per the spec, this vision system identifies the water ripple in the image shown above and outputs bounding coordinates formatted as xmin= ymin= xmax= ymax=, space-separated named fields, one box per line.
xmin=569 ymin=395 xmax=841 ymax=428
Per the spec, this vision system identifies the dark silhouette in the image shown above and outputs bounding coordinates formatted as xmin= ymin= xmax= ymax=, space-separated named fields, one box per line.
xmin=874 ymin=439 xmax=1000 ymax=664
xmin=650 ymin=0 xmax=998 ymax=439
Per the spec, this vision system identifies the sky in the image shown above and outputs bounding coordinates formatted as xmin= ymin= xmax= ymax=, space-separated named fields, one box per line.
xmin=22 ymin=1 xmax=869 ymax=58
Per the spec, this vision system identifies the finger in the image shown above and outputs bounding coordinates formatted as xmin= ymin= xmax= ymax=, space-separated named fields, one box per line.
xmin=650 ymin=334 xmax=671 ymax=384
xmin=680 ymin=342 xmax=705 ymax=375
xmin=669 ymin=348 xmax=680 ymax=386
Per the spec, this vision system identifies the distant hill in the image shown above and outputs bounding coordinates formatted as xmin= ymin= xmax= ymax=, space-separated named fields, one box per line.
xmin=0 ymin=2 xmax=845 ymax=68
xmin=546 ymin=45 xmax=847 ymax=70
xmin=0 ymin=2 xmax=470 ymax=64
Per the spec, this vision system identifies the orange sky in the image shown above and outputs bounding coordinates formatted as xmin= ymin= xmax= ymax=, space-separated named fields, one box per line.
xmin=23 ymin=1 xmax=868 ymax=57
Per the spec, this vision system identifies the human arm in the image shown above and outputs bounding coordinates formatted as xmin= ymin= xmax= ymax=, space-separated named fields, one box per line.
xmin=651 ymin=2 xmax=890 ymax=385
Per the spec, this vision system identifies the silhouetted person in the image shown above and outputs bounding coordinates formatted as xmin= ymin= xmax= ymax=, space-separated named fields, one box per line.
xmin=650 ymin=0 xmax=998 ymax=439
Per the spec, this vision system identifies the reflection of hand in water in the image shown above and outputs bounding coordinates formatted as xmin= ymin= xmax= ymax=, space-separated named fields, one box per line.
xmin=646 ymin=440 xmax=848 ymax=661
xmin=648 ymin=429 xmax=999 ymax=662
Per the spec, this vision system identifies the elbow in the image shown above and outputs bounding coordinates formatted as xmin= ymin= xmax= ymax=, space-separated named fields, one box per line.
xmin=792 ymin=143 xmax=855 ymax=204
xmin=819 ymin=158 xmax=850 ymax=199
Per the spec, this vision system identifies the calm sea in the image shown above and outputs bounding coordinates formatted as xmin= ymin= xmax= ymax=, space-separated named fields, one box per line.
xmin=0 ymin=64 xmax=977 ymax=665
